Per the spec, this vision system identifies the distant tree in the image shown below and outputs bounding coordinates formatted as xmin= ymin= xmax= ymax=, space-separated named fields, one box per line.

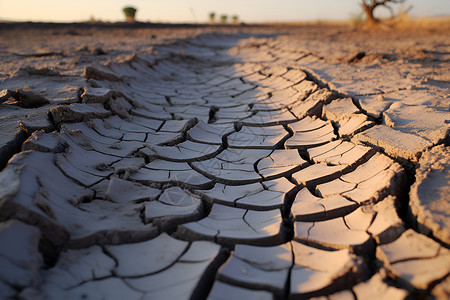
xmin=232 ymin=15 xmax=239 ymax=24
xmin=220 ymin=14 xmax=228 ymax=24
xmin=209 ymin=12 xmax=216 ymax=24
xmin=361 ymin=0 xmax=405 ymax=24
xmin=123 ymin=6 xmax=137 ymax=22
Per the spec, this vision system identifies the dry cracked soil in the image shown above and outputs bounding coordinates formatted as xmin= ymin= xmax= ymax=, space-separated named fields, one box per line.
xmin=0 ymin=22 xmax=449 ymax=300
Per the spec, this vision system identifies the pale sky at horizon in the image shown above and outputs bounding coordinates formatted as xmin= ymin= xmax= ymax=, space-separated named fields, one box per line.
xmin=0 ymin=0 xmax=449 ymax=23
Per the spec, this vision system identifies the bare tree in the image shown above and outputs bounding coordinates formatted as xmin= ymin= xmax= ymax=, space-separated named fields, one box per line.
xmin=361 ymin=0 xmax=405 ymax=24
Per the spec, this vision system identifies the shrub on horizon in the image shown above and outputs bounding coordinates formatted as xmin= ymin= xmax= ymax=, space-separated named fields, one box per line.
xmin=220 ymin=14 xmax=227 ymax=24
xmin=209 ymin=12 xmax=216 ymax=24
xmin=123 ymin=6 xmax=137 ymax=22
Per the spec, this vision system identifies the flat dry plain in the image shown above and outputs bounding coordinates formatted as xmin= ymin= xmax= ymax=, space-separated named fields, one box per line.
xmin=0 ymin=21 xmax=449 ymax=299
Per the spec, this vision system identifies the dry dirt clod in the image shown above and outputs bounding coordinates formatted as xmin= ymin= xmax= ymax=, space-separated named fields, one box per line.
xmin=6 ymin=89 xmax=50 ymax=108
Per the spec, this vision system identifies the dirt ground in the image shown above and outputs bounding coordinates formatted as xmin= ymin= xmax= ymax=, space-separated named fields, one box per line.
xmin=0 ymin=21 xmax=449 ymax=299
xmin=1 ymin=21 xmax=448 ymax=166
xmin=1 ymin=22 xmax=449 ymax=77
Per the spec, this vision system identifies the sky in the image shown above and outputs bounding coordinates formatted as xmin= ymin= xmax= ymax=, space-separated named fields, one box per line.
xmin=0 ymin=0 xmax=449 ymax=23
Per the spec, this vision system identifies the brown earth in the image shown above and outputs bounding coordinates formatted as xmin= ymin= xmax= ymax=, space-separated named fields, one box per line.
xmin=0 ymin=21 xmax=449 ymax=299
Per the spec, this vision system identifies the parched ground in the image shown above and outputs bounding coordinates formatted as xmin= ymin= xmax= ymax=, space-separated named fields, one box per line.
xmin=0 ymin=22 xmax=449 ymax=299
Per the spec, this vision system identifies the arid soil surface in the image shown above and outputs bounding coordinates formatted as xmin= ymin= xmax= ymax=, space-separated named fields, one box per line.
xmin=0 ymin=22 xmax=449 ymax=299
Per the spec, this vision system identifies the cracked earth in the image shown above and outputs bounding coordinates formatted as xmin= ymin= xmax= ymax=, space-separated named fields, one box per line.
xmin=0 ymin=23 xmax=449 ymax=299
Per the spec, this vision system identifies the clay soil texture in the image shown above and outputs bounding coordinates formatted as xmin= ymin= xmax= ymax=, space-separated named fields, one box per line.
xmin=0 ymin=22 xmax=449 ymax=300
